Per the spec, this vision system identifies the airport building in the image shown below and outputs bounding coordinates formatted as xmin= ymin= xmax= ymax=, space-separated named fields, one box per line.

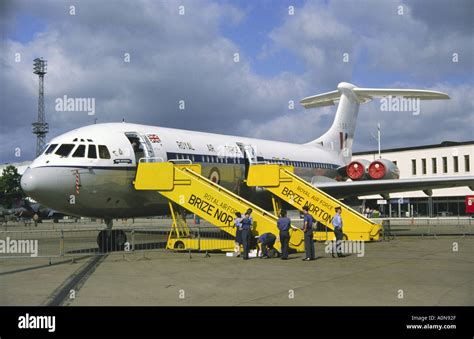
xmin=353 ymin=141 xmax=474 ymax=217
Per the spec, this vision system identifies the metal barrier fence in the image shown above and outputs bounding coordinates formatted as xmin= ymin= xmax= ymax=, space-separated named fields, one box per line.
xmin=0 ymin=217 xmax=178 ymax=230
xmin=374 ymin=217 xmax=474 ymax=237
xmin=0 ymin=228 xmax=110 ymax=259
xmin=0 ymin=225 xmax=245 ymax=259
xmin=1 ymin=217 xmax=472 ymax=259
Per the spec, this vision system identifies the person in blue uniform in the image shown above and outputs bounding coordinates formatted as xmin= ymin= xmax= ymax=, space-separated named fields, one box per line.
xmin=257 ymin=232 xmax=277 ymax=258
xmin=245 ymin=208 xmax=253 ymax=226
xmin=234 ymin=211 xmax=243 ymax=257
xmin=302 ymin=206 xmax=316 ymax=261
xmin=240 ymin=209 xmax=253 ymax=260
xmin=331 ymin=206 xmax=344 ymax=258
xmin=277 ymin=209 xmax=291 ymax=260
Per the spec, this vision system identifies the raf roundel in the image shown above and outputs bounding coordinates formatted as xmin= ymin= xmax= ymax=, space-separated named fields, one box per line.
xmin=209 ymin=168 xmax=220 ymax=184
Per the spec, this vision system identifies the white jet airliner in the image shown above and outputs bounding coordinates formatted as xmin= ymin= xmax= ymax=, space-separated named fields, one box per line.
xmin=21 ymin=82 xmax=474 ymax=247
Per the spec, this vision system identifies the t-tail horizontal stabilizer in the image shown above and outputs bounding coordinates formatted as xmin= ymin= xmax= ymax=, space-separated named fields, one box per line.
xmin=300 ymin=83 xmax=449 ymax=108
xmin=300 ymin=82 xmax=449 ymax=164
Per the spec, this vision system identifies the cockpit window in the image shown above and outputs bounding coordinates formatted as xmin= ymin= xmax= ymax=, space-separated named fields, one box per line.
xmin=55 ymin=144 xmax=75 ymax=157
xmin=72 ymin=145 xmax=86 ymax=158
xmin=44 ymin=144 xmax=58 ymax=155
xmin=88 ymin=145 xmax=97 ymax=158
xmin=98 ymin=145 xmax=111 ymax=159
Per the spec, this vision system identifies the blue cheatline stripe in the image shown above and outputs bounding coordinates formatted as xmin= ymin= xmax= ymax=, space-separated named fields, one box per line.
xmin=31 ymin=155 xmax=340 ymax=171
xmin=32 ymin=165 xmax=136 ymax=170
xmin=166 ymin=152 xmax=340 ymax=169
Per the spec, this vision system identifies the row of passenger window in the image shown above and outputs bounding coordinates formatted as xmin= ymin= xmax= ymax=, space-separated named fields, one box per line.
xmin=267 ymin=159 xmax=334 ymax=169
xmin=44 ymin=143 xmax=111 ymax=159
xmin=172 ymin=153 xmax=334 ymax=169
xmin=173 ymin=153 xmax=231 ymax=164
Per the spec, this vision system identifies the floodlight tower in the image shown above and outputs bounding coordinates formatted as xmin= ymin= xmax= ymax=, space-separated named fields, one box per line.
xmin=32 ymin=57 xmax=49 ymax=156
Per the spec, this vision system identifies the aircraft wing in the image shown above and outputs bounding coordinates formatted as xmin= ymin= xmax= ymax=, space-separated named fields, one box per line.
xmin=314 ymin=176 xmax=474 ymax=199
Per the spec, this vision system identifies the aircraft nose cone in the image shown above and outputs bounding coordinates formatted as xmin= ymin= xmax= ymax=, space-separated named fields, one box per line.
xmin=21 ymin=168 xmax=38 ymax=195
xmin=20 ymin=167 xmax=69 ymax=212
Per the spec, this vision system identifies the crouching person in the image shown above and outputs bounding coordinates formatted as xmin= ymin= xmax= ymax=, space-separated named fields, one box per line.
xmin=257 ymin=232 xmax=278 ymax=258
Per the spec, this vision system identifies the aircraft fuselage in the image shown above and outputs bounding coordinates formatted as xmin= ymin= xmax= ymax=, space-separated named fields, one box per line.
xmin=21 ymin=123 xmax=343 ymax=218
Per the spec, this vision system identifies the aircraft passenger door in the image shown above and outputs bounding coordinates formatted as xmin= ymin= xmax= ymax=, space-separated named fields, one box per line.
xmin=125 ymin=132 xmax=156 ymax=165
xmin=244 ymin=145 xmax=258 ymax=164
xmin=236 ymin=143 xmax=258 ymax=179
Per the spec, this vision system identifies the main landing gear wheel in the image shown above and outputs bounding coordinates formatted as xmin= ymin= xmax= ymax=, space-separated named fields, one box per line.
xmin=97 ymin=230 xmax=127 ymax=252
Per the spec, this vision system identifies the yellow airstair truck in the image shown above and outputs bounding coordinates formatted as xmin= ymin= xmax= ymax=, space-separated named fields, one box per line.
xmin=133 ymin=160 xmax=305 ymax=253
xmin=246 ymin=163 xmax=381 ymax=242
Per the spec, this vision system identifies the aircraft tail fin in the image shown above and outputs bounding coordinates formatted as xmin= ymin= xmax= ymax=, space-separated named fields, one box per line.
xmin=301 ymin=82 xmax=449 ymax=164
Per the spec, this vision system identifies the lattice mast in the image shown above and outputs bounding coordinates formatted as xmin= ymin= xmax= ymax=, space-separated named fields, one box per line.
xmin=32 ymin=58 xmax=48 ymax=156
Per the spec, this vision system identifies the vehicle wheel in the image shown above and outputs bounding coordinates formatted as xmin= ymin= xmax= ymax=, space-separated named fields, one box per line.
xmin=174 ymin=241 xmax=185 ymax=249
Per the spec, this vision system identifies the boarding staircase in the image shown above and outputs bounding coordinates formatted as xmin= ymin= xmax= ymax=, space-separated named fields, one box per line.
xmin=134 ymin=161 xmax=305 ymax=251
xmin=246 ymin=164 xmax=381 ymax=241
